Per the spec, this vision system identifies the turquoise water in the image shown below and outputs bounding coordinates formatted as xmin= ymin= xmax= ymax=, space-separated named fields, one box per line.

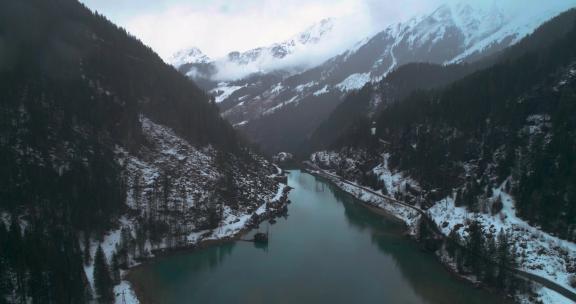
xmin=129 ymin=170 xmax=506 ymax=304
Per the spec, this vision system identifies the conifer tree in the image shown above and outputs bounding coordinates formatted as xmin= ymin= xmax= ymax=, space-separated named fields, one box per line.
xmin=496 ymin=229 xmax=512 ymax=289
xmin=111 ymin=253 xmax=121 ymax=285
xmin=483 ymin=234 xmax=498 ymax=285
xmin=83 ymin=232 xmax=92 ymax=266
xmin=0 ymin=222 xmax=9 ymax=303
xmin=93 ymin=245 xmax=114 ymax=303
xmin=7 ymin=217 xmax=26 ymax=302
xmin=465 ymin=220 xmax=484 ymax=275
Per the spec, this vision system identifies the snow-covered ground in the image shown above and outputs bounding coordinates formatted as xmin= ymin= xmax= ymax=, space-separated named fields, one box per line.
xmin=336 ymin=73 xmax=370 ymax=91
xmin=262 ymin=95 xmax=299 ymax=116
xmin=210 ymin=83 xmax=246 ymax=103
xmin=81 ymin=115 xmax=288 ymax=303
xmin=313 ymin=85 xmax=329 ymax=96
xmin=187 ymin=183 xmax=288 ymax=243
xmin=84 ymin=183 xmax=288 ymax=303
xmin=428 ymin=180 xmax=576 ymax=300
xmin=114 ymin=280 xmax=139 ymax=304
xmin=307 ymin=154 xmax=421 ymax=232
xmin=372 ymin=153 xmax=421 ymax=199
xmin=537 ymin=287 xmax=574 ymax=304
xmin=83 ymin=218 xmax=141 ymax=304
xmin=310 ymin=149 xmax=576 ymax=303
xmin=295 ymin=81 xmax=317 ymax=93
xmin=334 ymin=177 xmax=421 ymax=231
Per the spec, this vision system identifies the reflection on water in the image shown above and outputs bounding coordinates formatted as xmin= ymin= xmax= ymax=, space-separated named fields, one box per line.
xmin=129 ymin=170 xmax=507 ymax=304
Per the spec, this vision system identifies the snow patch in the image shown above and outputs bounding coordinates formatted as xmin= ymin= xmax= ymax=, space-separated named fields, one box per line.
xmin=295 ymin=81 xmax=317 ymax=93
xmin=372 ymin=153 xmax=420 ymax=198
xmin=336 ymin=73 xmax=370 ymax=91
xmin=114 ymin=280 xmax=140 ymax=304
xmin=210 ymin=83 xmax=246 ymax=103
xmin=313 ymin=85 xmax=329 ymax=96
xmin=428 ymin=180 xmax=576 ymax=294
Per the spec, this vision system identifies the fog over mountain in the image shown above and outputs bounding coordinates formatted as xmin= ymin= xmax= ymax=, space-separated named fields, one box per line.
xmin=82 ymin=0 xmax=576 ymax=63
xmin=169 ymin=1 xmax=575 ymax=156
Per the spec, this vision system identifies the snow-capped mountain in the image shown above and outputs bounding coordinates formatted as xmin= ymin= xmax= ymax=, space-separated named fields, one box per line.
xmin=217 ymin=2 xmax=575 ymax=155
xmin=172 ymin=18 xmax=335 ymax=85
xmin=225 ymin=18 xmax=334 ymax=66
xmin=169 ymin=47 xmax=211 ymax=66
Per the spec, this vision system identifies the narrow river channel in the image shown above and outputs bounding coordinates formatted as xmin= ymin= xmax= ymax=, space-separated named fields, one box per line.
xmin=128 ymin=170 xmax=507 ymax=304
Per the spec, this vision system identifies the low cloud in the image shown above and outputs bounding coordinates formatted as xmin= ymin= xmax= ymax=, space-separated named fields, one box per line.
xmin=81 ymin=0 xmax=576 ymax=75
xmin=211 ymin=15 xmax=379 ymax=81
xmin=124 ymin=0 xmax=366 ymax=60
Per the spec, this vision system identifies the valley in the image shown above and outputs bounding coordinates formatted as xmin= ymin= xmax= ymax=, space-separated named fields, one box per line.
xmin=1 ymin=1 xmax=576 ymax=303
xmin=127 ymin=171 xmax=511 ymax=304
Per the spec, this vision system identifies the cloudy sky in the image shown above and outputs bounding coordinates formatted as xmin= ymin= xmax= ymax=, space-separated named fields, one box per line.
xmin=80 ymin=0 xmax=576 ymax=61
xmin=80 ymin=0 xmax=442 ymax=60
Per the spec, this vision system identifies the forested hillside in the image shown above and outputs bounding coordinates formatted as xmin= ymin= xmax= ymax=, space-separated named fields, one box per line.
xmin=309 ymin=7 xmax=576 ymax=156
xmin=309 ymin=9 xmax=576 ymax=300
xmin=0 ymin=0 xmax=283 ymax=302
xmin=305 ymin=63 xmax=475 ymax=155
xmin=372 ymin=9 xmax=576 ymax=239
xmin=204 ymin=3 xmax=574 ymax=156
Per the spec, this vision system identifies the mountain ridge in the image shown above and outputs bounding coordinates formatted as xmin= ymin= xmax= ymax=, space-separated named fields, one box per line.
xmin=216 ymin=2 xmax=574 ymax=155
xmin=172 ymin=18 xmax=336 ymax=84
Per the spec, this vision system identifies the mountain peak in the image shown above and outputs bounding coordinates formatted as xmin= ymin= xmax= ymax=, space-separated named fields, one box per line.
xmin=297 ymin=18 xmax=334 ymax=45
xmin=169 ymin=47 xmax=211 ymax=67
xmin=429 ymin=3 xmax=454 ymax=21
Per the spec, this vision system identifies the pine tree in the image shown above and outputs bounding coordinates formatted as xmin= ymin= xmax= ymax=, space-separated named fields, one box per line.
xmin=93 ymin=245 xmax=114 ymax=303
xmin=483 ymin=234 xmax=498 ymax=285
xmin=119 ymin=226 xmax=132 ymax=265
xmin=135 ymin=223 xmax=147 ymax=259
xmin=132 ymin=172 xmax=142 ymax=209
xmin=161 ymin=171 xmax=171 ymax=217
xmin=83 ymin=232 xmax=92 ymax=266
xmin=496 ymin=229 xmax=513 ymax=289
xmin=0 ymin=222 xmax=9 ymax=303
xmin=111 ymin=253 xmax=121 ymax=285
xmin=7 ymin=216 xmax=26 ymax=302
xmin=446 ymin=229 xmax=460 ymax=257
xmin=465 ymin=220 xmax=484 ymax=276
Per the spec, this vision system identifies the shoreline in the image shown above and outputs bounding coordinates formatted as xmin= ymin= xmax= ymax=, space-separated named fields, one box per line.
xmin=126 ymin=230 xmax=251 ymax=304
xmin=301 ymin=167 xmax=517 ymax=302
xmin=123 ymin=183 xmax=292 ymax=304
xmin=302 ymin=165 xmax=576 ymax=303
xmin=123 ymin=167 xmax=573 ymax=304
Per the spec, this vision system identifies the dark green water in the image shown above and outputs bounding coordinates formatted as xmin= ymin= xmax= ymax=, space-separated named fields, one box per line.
xmin=129 ymin=170 xmax=506 ymax=304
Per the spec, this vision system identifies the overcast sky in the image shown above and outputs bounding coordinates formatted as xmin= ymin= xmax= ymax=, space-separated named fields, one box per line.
xmin=80 ymin=0 xmax=440 ymax=59
xmin=80 ymin=0 xmax=576 ymax=61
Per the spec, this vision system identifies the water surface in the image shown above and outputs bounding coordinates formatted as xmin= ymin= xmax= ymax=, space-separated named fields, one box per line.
xmin=129 ymin=170 xmax=506 ymax=304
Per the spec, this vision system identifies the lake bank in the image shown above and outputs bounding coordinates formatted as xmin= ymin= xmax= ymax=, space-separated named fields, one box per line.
xmin=127 ymin=170 xmax=509 ymax=304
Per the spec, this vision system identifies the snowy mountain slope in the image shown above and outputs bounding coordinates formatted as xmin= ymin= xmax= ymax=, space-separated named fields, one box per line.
xmin=225 ymin=18 xmax=334 ymax=66
xmin=116 ymin=116 xmax=281 ymax=232
xmin=219 ymin=3 xmax=575 ymax=155
xmin=84 ymin=114 xmax=289 ymax=303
